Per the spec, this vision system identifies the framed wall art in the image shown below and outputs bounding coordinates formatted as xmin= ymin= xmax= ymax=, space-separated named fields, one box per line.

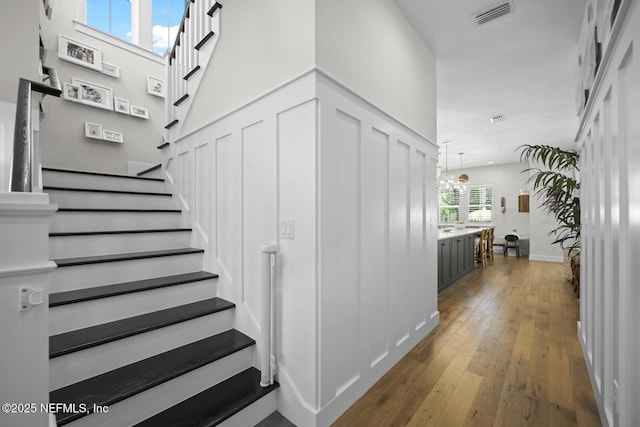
xmin=114 ymin=97 xmax=130 ymax=114
xmin=72 ymin=77 xmax=114 ymax=111
xmin=102 ymin=62 xmax=121 ymax=78
xmin=103 ymin=130 xmax=124 ymax=143
xmin=130 ymin=105 xmax=149 ymax=119
xmin=146 ymin=76 xmax=165 ymax=98
xmin=58 ymin=34 xmax=102 ymax=71
xmin=63 ymin=83 xmax=80 ymax=102
xmin=84 ymin=122 xmax=102 ymax=139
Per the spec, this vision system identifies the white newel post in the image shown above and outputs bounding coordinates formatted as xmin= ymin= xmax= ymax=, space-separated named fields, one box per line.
xmin=260 ymin=243 xmax=278 ymax=387
xmin=0 ymin=192 xmax=57 ymax=427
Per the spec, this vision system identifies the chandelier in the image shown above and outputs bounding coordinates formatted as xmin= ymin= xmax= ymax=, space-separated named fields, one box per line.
xmin=438 ymin=142 xmax=456 ymax=190
xmin=438 ymin=143 xmax=470 ymax=194
xmin=457 ymin=152 xmax=469 ymax=195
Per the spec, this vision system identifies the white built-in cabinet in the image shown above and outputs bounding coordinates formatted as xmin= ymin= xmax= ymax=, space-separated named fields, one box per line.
xmin=575 ymin=1 xmax=640 ymax=426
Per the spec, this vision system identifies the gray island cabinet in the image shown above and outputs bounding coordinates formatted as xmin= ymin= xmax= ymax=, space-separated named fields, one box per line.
xmin=437 ymin=228 xmax=480 ymax=293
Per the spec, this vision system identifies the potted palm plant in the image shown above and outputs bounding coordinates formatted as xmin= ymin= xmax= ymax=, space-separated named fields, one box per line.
xmin=519 ymin=144 xmax=580 ymax=280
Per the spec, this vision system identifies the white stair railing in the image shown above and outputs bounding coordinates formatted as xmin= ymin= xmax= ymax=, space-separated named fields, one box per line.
xmin=260 ymin=243 xmax=278 ymax=387
xmin=165 ymin=0 xmax=222 ymax=132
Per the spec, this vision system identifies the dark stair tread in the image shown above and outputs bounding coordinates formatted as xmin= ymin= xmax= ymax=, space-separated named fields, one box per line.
xmin=55 ymin=248 xmax=204 ymax=267
xmin=134 ymin=367 xmax=278 ymax=427
xmin=43 ymin=186 xmax=172 ymax=197
xmin=42 ymin=167 xmax=164 ymax=182
xmin=50 ymin=228 xmax=192 ymax=237
xmin=174 ymin=93 xmax=189 ymax=106
xmin=50 ymin=298 xmax=235 ymax=358
xmin=137 ymin=164 xmax=161 ymax=176
xmin=195 ymin=31 xmax=215 ymax=50
xmin=51 ymin=330 xmax=255 ymax=426
xmin=165 ymin=120 xmax=179 ymax=130
xmin=57 ymin=207 xmax=180 ymax=213
xmin=208 ymin=2 xmax=222 ymax=16
xmin=184 ymin=65 xmax=201 ymax=80
xmin=50 ymin=271 xmax=218 ymax=307
xmin=158 ymin=141 xmax=170 ymax=149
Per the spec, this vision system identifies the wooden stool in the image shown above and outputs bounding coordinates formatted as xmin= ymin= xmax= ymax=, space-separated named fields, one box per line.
xmin=474 ymin=229 xmax=487 ymax=268
xmin=486 ymin=227 xmax=495 ymax=261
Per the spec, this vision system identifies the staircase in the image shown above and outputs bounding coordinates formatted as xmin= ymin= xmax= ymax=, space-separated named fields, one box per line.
xmin=44 ymin=167 xmax=279 ymax=426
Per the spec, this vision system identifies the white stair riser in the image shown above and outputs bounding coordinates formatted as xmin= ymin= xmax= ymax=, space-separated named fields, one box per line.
xmin=59 ymin=347 xmax=253 ymax=427
xmin=219 ymin=390 xmax=278 ymax=427
xmin=50 ymin=310 xmax=234 ymax=390
xmin=50 ymin=231 xmax=192 ymax=258
xmin=50 ymin=211 xmax=183 ymax=232
xmin=50 ymin=279 xmax=217 ymax=334
xmin=43 ymin=170 xmax=166 ymax=193
xmin=51 ymin=253 xmax=203 ymax=292
xmin=47 ymin=190 xmax=175 ymax=210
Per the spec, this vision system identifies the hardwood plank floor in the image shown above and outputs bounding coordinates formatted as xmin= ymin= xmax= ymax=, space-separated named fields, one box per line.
xmin=333 ymin=256 xmax=601 ymax=427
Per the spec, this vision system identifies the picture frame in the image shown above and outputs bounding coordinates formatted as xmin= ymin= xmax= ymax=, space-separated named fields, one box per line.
xmin=101 ymin=62 xmax=120 ymax=78
xmin=63 ymin=83 xmax=80 ymax=102
xmin=84 ymin=122 xmax=102 ymax=140
xmin=146 ymin=76 xmax=165 ymax=98
xmin=58 ymin=34 xmax=102 ymax=71
xmin=130 ymin=105 xmax=150 ymax=119
xmin=72 ymin=77 xmax=114 ymax=111
xmin=103 ymin=130 xmax=124 ymax=143
xmin=114 ymin=97 xmax=130 ymax=115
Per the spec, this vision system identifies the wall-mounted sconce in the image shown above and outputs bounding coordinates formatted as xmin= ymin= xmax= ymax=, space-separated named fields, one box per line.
xmin=500 ymin=196 xmax=506 ymax=213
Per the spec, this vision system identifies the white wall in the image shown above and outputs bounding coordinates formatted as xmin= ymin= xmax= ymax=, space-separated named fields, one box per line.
xmin=315 ymin=0 xmax=437 ymax=142
xmin=179 ymin=0 xmax=316 ymax=137
xmin=38 ymin=1 xmax=164 ymax=174
xmin=0 ymin=0 xmax=40 ymax=191
xmin=576 ymin=1 xmax=640 ymax=426
xmin=0 ymin=0 xmax=40 ymax=103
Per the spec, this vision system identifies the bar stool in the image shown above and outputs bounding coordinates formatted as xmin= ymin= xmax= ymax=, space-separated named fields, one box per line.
xmin=504 ymin=234 xmax=520 ymax=257
xmin=474 ymin=229 xmax=487 ymax=268
xmin=486 ymin=227 xmax=495 ymax=261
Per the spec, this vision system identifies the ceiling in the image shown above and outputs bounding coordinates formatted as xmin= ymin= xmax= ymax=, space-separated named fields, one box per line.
xmin=396 ymin=0 xmax=586 ymax=168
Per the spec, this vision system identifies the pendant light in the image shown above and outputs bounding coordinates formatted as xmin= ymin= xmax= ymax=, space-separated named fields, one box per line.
xmin=457 ymin=152 xmax=469 ymax=195
xmin=438 ymin=142 xmax=456 ymax=190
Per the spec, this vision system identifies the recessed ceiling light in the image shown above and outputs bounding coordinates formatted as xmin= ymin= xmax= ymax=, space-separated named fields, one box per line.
xmin=488 ymin=161 xmax=495 ymax=164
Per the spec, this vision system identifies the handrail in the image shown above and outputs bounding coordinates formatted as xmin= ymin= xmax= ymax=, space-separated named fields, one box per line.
xmin=11 ymin=66 xmax=62 ymax=192
xmin=260 ymin=243 xmax=278 ymax=387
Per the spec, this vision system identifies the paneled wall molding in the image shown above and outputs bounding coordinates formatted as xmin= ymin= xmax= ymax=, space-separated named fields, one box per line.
xmin=162 ymin=69 xmax=439 ymax=427
xmin=176 ymin=67 xmax=437 ymax=149
xmin=576 ymin=1 xmax=640 ymax=426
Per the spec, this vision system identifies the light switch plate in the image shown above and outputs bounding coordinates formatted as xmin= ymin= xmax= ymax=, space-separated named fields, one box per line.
xmin=280 ymin=219 xmax=294 ymax=239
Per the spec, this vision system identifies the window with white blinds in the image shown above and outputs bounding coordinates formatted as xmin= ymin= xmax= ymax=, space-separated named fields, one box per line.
xmin=439 ymin=189 xmax=460 ymax=223
xmin=468 ymin=185 xmax=492 ymax=222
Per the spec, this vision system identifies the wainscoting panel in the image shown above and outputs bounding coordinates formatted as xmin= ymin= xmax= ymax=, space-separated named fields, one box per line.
xmin=576 ymin=3 xmax=640 ymax=425
xmin=162 ymin=69 xmax=439 ymax=427
xmin=316 ymin=73 xmax=439 ymax=424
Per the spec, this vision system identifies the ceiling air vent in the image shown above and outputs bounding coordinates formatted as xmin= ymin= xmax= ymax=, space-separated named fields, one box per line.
xmin=475 ymin=2 xmax=513 ymax=26
xmin=490 ymin=115 xmax=506 ymax=124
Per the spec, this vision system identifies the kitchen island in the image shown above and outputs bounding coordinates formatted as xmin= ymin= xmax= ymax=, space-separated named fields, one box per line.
xmin=437 ymin=228 xmax=482 ymax=293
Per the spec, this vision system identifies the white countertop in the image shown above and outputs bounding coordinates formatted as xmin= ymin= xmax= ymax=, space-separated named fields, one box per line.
xmin=437 ymin=227 xmax=484 ymax=241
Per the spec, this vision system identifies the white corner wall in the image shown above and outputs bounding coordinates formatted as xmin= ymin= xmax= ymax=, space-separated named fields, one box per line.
xmin=315 ymin=72 xmax=439 ymax=426
xmin=179 ymin=0 xmax=316 ymax=137
xmin=38 ymin=1 xmax=164 ymax=174
xmin=315 ymin=0 xmax=437 ymax=142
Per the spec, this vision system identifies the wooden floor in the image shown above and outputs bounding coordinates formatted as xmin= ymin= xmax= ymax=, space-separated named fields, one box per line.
xmin=333 ymin=256 xmax=602 ymax=427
